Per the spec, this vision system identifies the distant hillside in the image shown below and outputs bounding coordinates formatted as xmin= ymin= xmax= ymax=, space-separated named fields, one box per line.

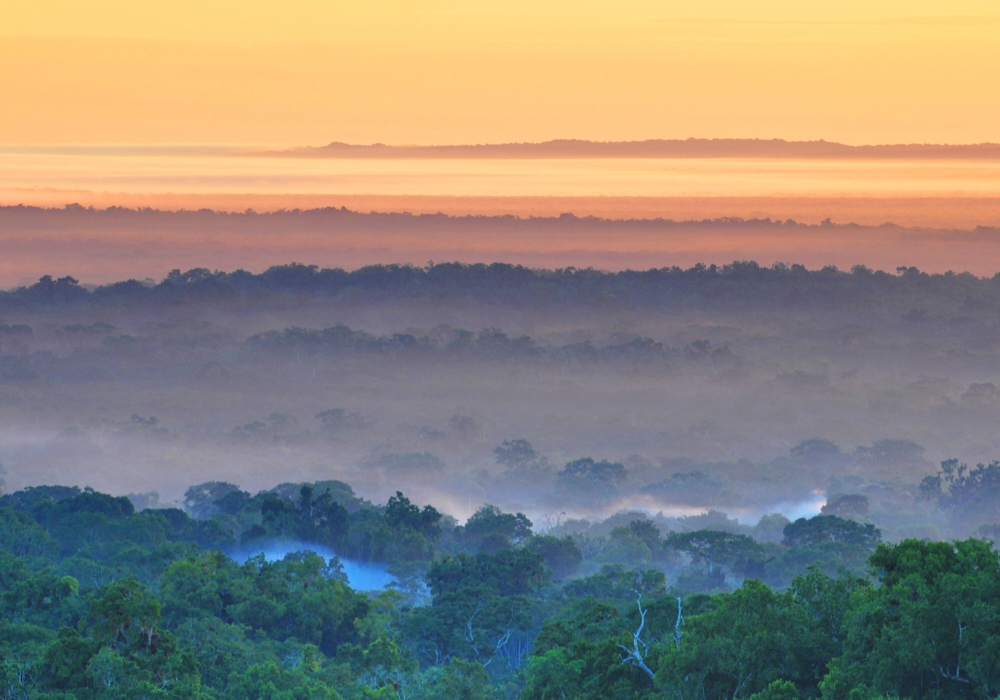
xmin=280 ymin=139 xmax=1000 ymax=160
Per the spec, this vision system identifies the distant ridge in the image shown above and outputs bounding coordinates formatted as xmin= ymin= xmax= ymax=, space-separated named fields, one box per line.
xmin=279 ymin=138 xmax=1000 ymax=160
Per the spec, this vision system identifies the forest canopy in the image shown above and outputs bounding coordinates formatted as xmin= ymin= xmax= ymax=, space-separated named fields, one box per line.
xmin=2 ymin=478 xmax=1000 ymax=700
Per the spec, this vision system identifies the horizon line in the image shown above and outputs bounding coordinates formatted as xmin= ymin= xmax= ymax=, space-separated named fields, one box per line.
xmin=275 ymin=138 xmax=1000 ymax=160
xmin=6 ymin=201 xmax=999 ymax=234
xmin=5 ymin=138 xmax=1000 ymax=159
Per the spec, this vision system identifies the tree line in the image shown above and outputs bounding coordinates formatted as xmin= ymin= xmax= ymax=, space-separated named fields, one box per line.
xmin=1 ymin=258 xmax=999 ymax=312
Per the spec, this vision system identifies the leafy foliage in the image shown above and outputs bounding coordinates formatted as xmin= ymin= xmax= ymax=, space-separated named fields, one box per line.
xmin=457 ymin=505 xmax=534 ymax=553
xmin=781 ymin=515 xmax=882 ymax=549
xmin=5 ymin=479 xmax=1000 ymax=700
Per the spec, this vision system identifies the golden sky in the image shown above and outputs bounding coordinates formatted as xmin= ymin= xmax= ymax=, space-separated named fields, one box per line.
xmin=3 ymin=0 xmax=1000 ymax=145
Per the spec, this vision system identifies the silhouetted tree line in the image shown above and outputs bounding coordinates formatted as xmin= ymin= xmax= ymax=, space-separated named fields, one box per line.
xmin=2 ymin=237 xmax=1000 ymax=312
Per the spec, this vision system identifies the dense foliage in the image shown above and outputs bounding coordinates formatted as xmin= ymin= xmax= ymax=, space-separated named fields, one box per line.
xmin=3 ymin=479 xmax=1000 ymax=700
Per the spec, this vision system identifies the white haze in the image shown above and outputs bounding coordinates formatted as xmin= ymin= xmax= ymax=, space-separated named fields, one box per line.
xmin=229 ymin=541 xmax=396 ymax=591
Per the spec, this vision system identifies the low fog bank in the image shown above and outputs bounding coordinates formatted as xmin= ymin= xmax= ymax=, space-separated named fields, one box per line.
xmin=2 ymin=261 xmax=1000 ymax=543
xmin=229 ymin=541 xmax=396 ymax=591
xmin=0 ymin=475 xmax=898 ymax=602
xmin=8 ymin=205 xmax=1000 ymax=283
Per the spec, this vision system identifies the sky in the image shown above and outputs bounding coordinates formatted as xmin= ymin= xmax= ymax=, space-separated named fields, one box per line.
xmin=3 ymin=0 xmax=1000 ymax=146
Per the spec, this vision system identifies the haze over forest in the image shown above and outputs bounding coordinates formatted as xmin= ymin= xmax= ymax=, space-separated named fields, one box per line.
xmin=7 ymin=245 xmax=1000 ymax=698
xmin=9 ymin=0 xmax=1000 ymax=695
xmin=8 ymin=203 xmax=1000 ymax=288
xmin=4 ymin=131 xmax=1000 ymax=700
xmin=2 ymin=259 xmax=1000 ymax=541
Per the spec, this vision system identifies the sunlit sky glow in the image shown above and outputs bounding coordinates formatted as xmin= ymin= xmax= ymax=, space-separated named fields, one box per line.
xmin=4 ymin=0 xmax=1000 ymax=145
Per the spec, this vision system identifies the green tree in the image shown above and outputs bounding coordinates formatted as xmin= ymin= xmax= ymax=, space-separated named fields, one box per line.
xmin=427 ymin=550 xmax=548 ymax=598
xmin=782 ymin=516 xmax=881 ymax=550
xmin=457 ymin=505 xmax=533 ymax=553
xmin=42 ymin=627 xmax=95 ymax=691
xmin=161 ymin=550 xmax=368 ymax=656
xmin=86 ymin=646 xmax=146 ymax=700
xmin=385 ymin=491 xmax=443 ymax=541
xmin=0 ymin=507 xmax=52 ymax=557
xmin=183 ymin=481 xmax=243 ymax=520
xmin=295 ymin=485 xmax=350 ymax=546
xmin=748 ymin=679 xmax=800 ymax=700
xmin=752 ymin=514 xmax=791 ymax=543
xmin=563 ymin=567 xmax=666 ymax=602
xmin=525 ymin=535 xmax=583 ymax=579
xmin=420 ymin=657 xmax=495 ymax=700
xmin=657 ymin=580 xmax=825 ymax=700
xmin=524 ymin=598 xmax=657 ymax=700
xmin=823 ymin=538 xmax=1000 ymax=700
xmin=89 ymin=579 xmax=162 ymax=650
xmin=666 ymin=530 xmax=765 ymax=579
xmin=223 ymin=662 xmax=343 ymax=700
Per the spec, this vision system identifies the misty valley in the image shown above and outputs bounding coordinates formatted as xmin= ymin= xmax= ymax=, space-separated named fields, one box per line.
xmin=4 ymin=262 xmax=1000 ymax=699
xmin=8 ymin=0 xmax=999 ymax=693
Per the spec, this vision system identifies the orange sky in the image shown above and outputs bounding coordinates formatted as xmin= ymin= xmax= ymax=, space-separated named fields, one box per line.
xmin=3 ymin=0 xmax=1000 ymax=146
